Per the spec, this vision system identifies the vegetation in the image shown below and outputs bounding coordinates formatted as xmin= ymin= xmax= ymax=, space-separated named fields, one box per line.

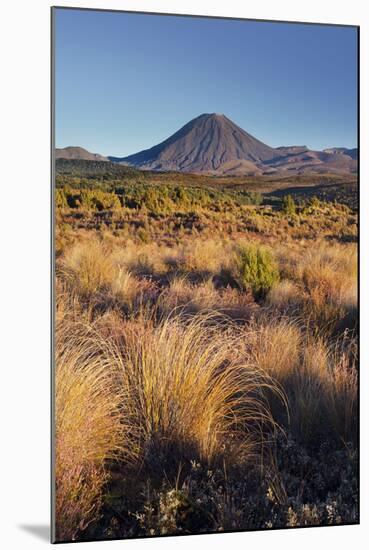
xmin=282 ymin=194 xmax=296 ymax=216
xmin=236 ymin=244 xmax=279 ymax=298
xmin=54 ymin=164 xmax=358 ymax=541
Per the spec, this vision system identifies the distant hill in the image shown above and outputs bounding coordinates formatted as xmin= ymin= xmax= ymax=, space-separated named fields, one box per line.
xmin=323 ymin=147 xmax=358 ymax=160
xmin=55 ymin=146 xmax=109 ymax=162
xmin=58 ymin=114 xmax=357 ymax=176
xmin=263 ymin=148 xmax=358 ymax=175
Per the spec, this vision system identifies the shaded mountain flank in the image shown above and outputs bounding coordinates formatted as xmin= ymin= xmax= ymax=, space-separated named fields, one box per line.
xmin=57 ymin=114 xmax=357 ymax=176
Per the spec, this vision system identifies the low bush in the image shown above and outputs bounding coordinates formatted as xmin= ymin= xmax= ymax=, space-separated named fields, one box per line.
xmin=236 ymin=244 xmax=279 ymax=299
xmin=79 ymin=189 xmax=121 ymax=211
xmin=282 ymin=194 xmax=296 ymax=216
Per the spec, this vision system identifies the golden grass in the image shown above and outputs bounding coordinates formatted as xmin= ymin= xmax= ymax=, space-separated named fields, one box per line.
xmin=54 ymin=301 xmax=285 ymax=537
xmin=107 ymin=311 xmax=283 ymax=466
xmin=59 ymin=239 xmax=154 ymax=313
xmin=61 ymin=239 xmax=113 ymax=296
xmin=55 ymin=319 xmax=138 ymax=541
xmin=180 ymin=239 xmax=233 ymax=274
xmin=247 ymin=316 xmax=357 ymax=445
xmin=267 ymin=280 xmax=303 ymax=310
xmin=300 ymin=246 xmax=357 ymax=307
xmin=54 ymin=227 xmax=358 ymax=537
xmin=248 ymin=318 xmax=302 ymax=384
xmin=271 ymin=242 xmax=358 ymax=332
xmin=325 ymin=336 xmax=358 ymax=445
xmin=157 ymin=276 xmax=255 ymax=320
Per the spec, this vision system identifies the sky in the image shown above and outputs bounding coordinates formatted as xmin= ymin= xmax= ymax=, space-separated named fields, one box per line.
xmin=54 ymin=8 xmax=358 ymax=157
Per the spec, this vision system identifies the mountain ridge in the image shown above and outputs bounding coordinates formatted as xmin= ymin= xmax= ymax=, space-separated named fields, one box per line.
xmin=56 ymin=114 xmax=357 ymax=176
xmin=55 ymin=146 xmax=109 ymax=162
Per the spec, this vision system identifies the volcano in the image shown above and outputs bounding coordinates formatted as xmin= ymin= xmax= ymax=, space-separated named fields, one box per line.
xmin=111 ymin=113 xmax=280 ymax=175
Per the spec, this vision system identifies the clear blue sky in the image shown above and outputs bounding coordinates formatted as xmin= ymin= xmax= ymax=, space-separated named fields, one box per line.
xmin=54 ymin=8 xmax=358 ymax=156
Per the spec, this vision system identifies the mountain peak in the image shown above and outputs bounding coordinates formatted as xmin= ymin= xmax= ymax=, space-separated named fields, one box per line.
xmin=119 ymin=113 xmax=279 ymax=173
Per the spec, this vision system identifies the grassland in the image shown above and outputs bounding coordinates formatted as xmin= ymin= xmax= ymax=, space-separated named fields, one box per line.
xmin=54 ymin=162 xmax=358 ymax=541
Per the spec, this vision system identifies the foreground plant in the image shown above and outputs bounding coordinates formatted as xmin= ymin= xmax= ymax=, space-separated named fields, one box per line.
xmin=54 ymin=320 xmax=138 ymax=541
xmin=112 ymin=311 xmax=284 ymax=467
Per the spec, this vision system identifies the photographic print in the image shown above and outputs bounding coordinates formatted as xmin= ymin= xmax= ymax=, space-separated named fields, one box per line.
xmin=52 ymin=7 xmax=359 ymax=543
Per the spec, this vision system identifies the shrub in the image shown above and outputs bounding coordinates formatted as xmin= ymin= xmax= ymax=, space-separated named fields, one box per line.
xmin=236 ymin=244 xmax=279 ymax=299
xmin=136 ymin=226 xmax=150 ymax=243
xmin=282 ymin=194 xmax=296 ymax=216
xmin=79 ymin=189 xmax=121 ymax=211
xmin=55 ymin=188 xmax=68 ymax=209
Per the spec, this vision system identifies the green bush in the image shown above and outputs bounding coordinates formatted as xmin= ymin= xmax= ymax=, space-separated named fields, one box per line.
xmin=55 ymin=188 xmax=68 ymax=209
xmin=282 ymin=194 xmax=296 ymax=216
xmin=79 ymin=189 xmax=121 ymax=211
xmin=236 ymin=244 xmax=279 ymax=299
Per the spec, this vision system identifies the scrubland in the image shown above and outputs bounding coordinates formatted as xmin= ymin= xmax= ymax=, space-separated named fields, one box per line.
xmin=54 ymin=172 xmax=358 ymax=541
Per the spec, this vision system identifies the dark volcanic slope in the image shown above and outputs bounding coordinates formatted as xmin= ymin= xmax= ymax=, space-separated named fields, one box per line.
xmin=115 ymin=113 xmax=280 ymax=174
xmin=55 ymin=146 xmax=108 ymax=162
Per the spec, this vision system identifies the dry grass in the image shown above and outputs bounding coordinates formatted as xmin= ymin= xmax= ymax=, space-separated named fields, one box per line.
xmin=54 ymin=302 xmax=285 ymax=538
xmin=110 ymin=312 xmax=283 ymax=467
xmin=271 ymin=242 xmax=357 ymax=332
xmin=54 ymin=212 xmax=358 ymax=538
xmin=61 ymin=239 xmax=113 ymax=296
xmin=59 ymin=239 xmax=155 ymax=313
xmin=54 ymin=319 xmax=138 ymax=541
xmin=246 ymin=316 xmax=357 ymax=446
xmin=296 ymin=244 xmax=356 ymax=306
xmin=157 ymin=275 xmax=254 ymax=319
xmin=248 ymin=318 xmax=302 ymax=384
xmin=180 ymin=239 xmax=233 ymax=274
xmin=267 ymin=280 xmax=303 ymax=310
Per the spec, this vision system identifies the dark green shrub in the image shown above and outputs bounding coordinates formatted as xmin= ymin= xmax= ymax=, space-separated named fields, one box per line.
xmin=236 ymin=244 xmax=279 ymax=298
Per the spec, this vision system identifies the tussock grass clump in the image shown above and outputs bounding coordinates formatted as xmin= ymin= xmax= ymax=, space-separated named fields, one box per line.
xmin=59 ymin=239 xmax=153 ymax=312
xmin=181 ymin=239 xmax=232 ymax=274
xmin=236 ymin=243 xmax=279 ymax=299
xmin=267 ymin=280 xmax=303 ymax=310
xmin=325 ymin=335 xmax=358 ymax=445
xmin=271 ymin=242 xmax=357 ymax=333
xmin=116 ymin=312 xmax=282 ymax=467
xmin=247 ymin=317 xmax=358 ymax=447
xmin=249 ymin=318 xmax=302 ymax=384
xmin=54 ymin=320 xmax=138 ymax=541
xmin=294 ymin=244 xmax=357 ymax=332
xmin=157 ymin=276 xmax=254 ymax=320
xmin=61 ymin=239 xmax=113 ymax=296
xmin=294 ymin=335 xmax=357 ymax=446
